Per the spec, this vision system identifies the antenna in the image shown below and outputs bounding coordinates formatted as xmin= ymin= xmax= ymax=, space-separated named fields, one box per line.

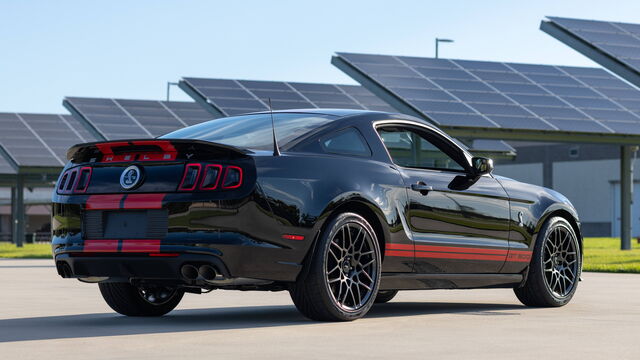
xmin=268 ymin=98 xmax=280 ymax=156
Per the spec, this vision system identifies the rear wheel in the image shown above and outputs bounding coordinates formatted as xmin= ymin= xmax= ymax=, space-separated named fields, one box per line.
xmin=375 ymin=290 xmax=398 ymax=303
xmin=290 ymin=212 xmax=381 ymax=321
xmin=514 ymin=216 xmax=581 ymax=307
xmin=98 ymin=282 xmax=184 ymax=316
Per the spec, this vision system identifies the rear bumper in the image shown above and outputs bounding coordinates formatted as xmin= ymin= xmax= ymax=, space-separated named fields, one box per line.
xmin=55 ymin=253 xmax=230 ymax=280
xmin=53 ymin=241 xmax=304 ymax=283
xmin=51 ymin=191 xmax=314 ymax=283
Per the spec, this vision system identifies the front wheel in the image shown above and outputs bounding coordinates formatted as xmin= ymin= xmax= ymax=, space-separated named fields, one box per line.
xmin=514 ymin=216 xmax=581 ymax=307
xmin=290 ymin=212 xmax=382 ymax=321
xmin=98 ymin=282 xmax=184 ymax=316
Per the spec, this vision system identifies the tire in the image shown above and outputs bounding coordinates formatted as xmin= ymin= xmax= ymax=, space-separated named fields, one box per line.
xmin=98 ymin=282 xmax=184 ymax=316
xmin=514 ymin=216 xmax=581 ymax=307
xmin=374 ymin=290 xmax=398 ymax=303
xmin=290 ymin=212 xmax=382 ymax=321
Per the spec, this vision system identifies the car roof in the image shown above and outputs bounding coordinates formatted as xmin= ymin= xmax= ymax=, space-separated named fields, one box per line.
xmin=249 ymin=108 xmax=386 ymax=117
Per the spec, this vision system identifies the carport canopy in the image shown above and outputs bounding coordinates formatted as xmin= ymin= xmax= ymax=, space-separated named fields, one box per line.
xmin=0 ymin=113 xmax=94 ymax=246
xmin=179 ymin=77 xmax=515 ymax=157
xmin=332 ymin=52 xmax=640 ymax=249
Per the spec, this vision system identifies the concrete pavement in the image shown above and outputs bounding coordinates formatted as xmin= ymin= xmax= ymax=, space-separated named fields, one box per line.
xmin=0 ymin=259 xmax=638 ymax=359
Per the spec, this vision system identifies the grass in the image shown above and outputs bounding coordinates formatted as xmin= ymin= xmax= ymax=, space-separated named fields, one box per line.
xmin=0 ymin=237 xmax=639 ymax=273
xmin=0 ymin=243 xmax=52 ymax=259
xmin=582 ymin=237 xmax=640 ymax=273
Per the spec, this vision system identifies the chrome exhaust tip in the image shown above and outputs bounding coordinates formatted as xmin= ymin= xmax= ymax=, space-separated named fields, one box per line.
xmin=198 ymin=265 xmax=217 ymax=281
xmin=180 ymin=264 xmax=199 ymax=280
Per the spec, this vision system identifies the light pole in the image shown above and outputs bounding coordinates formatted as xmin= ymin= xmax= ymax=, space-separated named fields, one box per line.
xmin=435 ymin=38 xmax=454 ymax=59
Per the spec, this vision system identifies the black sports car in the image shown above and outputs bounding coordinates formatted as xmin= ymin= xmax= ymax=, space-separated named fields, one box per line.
xmin=51 ymin=109 xmax=582 ymax=321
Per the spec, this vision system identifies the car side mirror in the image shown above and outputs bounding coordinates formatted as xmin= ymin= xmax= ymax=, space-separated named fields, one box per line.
xmin=471 ymin=157 xmax=493 ymax=176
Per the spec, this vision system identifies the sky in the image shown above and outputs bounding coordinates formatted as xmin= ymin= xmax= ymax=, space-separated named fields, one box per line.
xmin=2 ymin=0 xmax=640 ymax=114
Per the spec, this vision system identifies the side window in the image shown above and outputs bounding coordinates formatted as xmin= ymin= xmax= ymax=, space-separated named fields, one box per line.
xmin=377 ymin=127 xmax=466 ymax=171
xmin=320 ymin=128 xmax=371 ymax=157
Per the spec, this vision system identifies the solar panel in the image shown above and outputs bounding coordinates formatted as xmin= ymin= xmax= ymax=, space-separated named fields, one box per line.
xmin=333 ymin=52 xmax=640 ymax=136
xmin=179 ymin=78 xmax=397 ymax=117
xmin=0 ymin=113 xmax=65 ymax=167
xmin=61 ymin=114 xmax=98 ymax=143
xmin=64 ymin=98 xmax=214 ymax=140
xmin=469 ymin=139 xmax=516 ymax=154
xmin=18 ymin=113 xmax=96 ymax=162
xmin=542 ymin=17 xmax=640 ymax=88
xmin=180 ymin=77 xmax=514 ymax=153
xmin=0 ymin=155 xmax=16 ymax=175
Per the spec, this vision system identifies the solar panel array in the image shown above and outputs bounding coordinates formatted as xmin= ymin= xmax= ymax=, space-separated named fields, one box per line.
xmin=0 ymin=113 xmax=96 ymax=168
xmin=334 ymin=52 xmax=640 ymax=135
xmin=469 ymin=139 xmax=515 ymax=154
xmin=20 ymin=114 xmax=97 ymax=163
xmin=64 ymin=98 xmax=213 ymax=140
xmin=545 ymin=17 xmax=640 ymax=74
xmin=179 ymin=78 xmax=396 ymax=116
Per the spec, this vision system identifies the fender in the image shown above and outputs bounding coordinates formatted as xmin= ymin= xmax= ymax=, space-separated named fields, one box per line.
xmin=534 ymin=202 xmax=583 ymax=253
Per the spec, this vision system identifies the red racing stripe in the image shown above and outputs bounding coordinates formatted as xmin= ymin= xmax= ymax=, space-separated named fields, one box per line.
xmin=415 ymin=251 xmax=505 ymax=261
xmin=123 ymin=193 xmax=165 ymax=209
xmin=83 ymin=240 xmax=118 ymax=252
xmin=506 ymin=251 xmax=533 ymax=262
xmin=385 ymin=250 xmax=413 ymax=258
xmin=415 ymin=244 xmax=508 ymax=255
xmin=386 ymin=243 xmax=414 ymax=251
xmin=121 ymin=239 xmax=161 ymax=253
xmin=386 ymin=243 xmax=508 ymax=255
xmin=86 ymin=194 xmax=124 ymax=210
xmin=386 ymin=243 xmax=531 ymax=262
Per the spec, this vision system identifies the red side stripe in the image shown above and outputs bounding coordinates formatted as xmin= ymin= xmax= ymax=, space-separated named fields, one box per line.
xmin=415 ymin=244 xmax=508 ymax=255
xmin=83 ymin=240 xmax=118 ymax=252
xmin=386 ymin=243 xmax=508 ymax=255
xmin=415 ymin=251 xmax=506 ymax=261
xmin=385 ymin=244 xmax=532 ymax=262
xmin=86 ymin=194 xmax=124 ymax=210
xmin=385 ymin=250 xmax=413 ymax=258
xmin=506 ymin=251 xmax=533 ymax=263
xmin=123 ymin=193 xmax=165 ymax=209
xmin=121 ymin=239 xmax=161 ymax=253
xmin=386 ymin=243 xmax=414 ymax=251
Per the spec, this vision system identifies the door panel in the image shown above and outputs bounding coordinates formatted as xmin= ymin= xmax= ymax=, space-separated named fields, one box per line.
xmin=377 ymin=124 xmax=511 ymax=274
xmin=403 ymin=169 xmax=511 ymax=273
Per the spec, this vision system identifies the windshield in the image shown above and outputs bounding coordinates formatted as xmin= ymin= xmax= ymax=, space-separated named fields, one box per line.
xmin=160 ymin=113 xmax=336 ymax=151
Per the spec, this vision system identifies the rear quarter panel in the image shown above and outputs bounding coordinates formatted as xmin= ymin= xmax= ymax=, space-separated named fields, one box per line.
xmin=254 ymin=152 xmax=413 ymax=272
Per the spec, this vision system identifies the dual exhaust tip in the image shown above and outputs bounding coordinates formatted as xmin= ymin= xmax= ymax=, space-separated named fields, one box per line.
xmin=181 ymin=264 xmax=217 ymax=281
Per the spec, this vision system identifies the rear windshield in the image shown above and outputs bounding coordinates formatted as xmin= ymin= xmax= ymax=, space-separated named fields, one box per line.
xmin=161 ymin=113 xmax=336 ymax=151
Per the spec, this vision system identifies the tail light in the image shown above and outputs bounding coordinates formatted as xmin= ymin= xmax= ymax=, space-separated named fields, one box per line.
xmin=178 ymin=163 xmax=243 ymax=191
xmin=199 ymin=164 xmax=223 ymax=190
xmin=75 ymin=167 xmax=92 ymax=193
xmin=58 ymin=173 xmax=69 ymax=192
xmin=57 ymin=166 xmax=93 ymax=194
xmin=178 ymin=163 xmax=202 ymax=191
xmin=222 ymin=166 xmax=243 ymax=189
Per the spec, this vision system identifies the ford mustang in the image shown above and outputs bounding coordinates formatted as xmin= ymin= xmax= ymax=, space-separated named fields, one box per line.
xmin=51 ymin=109 xmax=582 ymax=321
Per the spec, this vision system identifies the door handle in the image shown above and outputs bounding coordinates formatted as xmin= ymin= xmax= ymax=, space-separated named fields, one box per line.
xmin=411 ymin=182 xmax=433 ymax=195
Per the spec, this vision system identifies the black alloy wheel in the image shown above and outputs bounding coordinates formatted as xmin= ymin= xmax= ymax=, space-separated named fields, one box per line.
xmin=290 ymin=212 xmax=381 ymax=321
xmin=514 ymin=216 xmax=581 ymax=307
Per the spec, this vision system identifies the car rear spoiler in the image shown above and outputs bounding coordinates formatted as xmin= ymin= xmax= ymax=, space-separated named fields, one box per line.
xmin=67 ymin=139 xmax=250 ymax=163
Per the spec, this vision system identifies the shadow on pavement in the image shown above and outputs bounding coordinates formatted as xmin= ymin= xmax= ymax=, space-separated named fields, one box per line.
xmin=0 ymin=301 xmax=523 ymax=343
